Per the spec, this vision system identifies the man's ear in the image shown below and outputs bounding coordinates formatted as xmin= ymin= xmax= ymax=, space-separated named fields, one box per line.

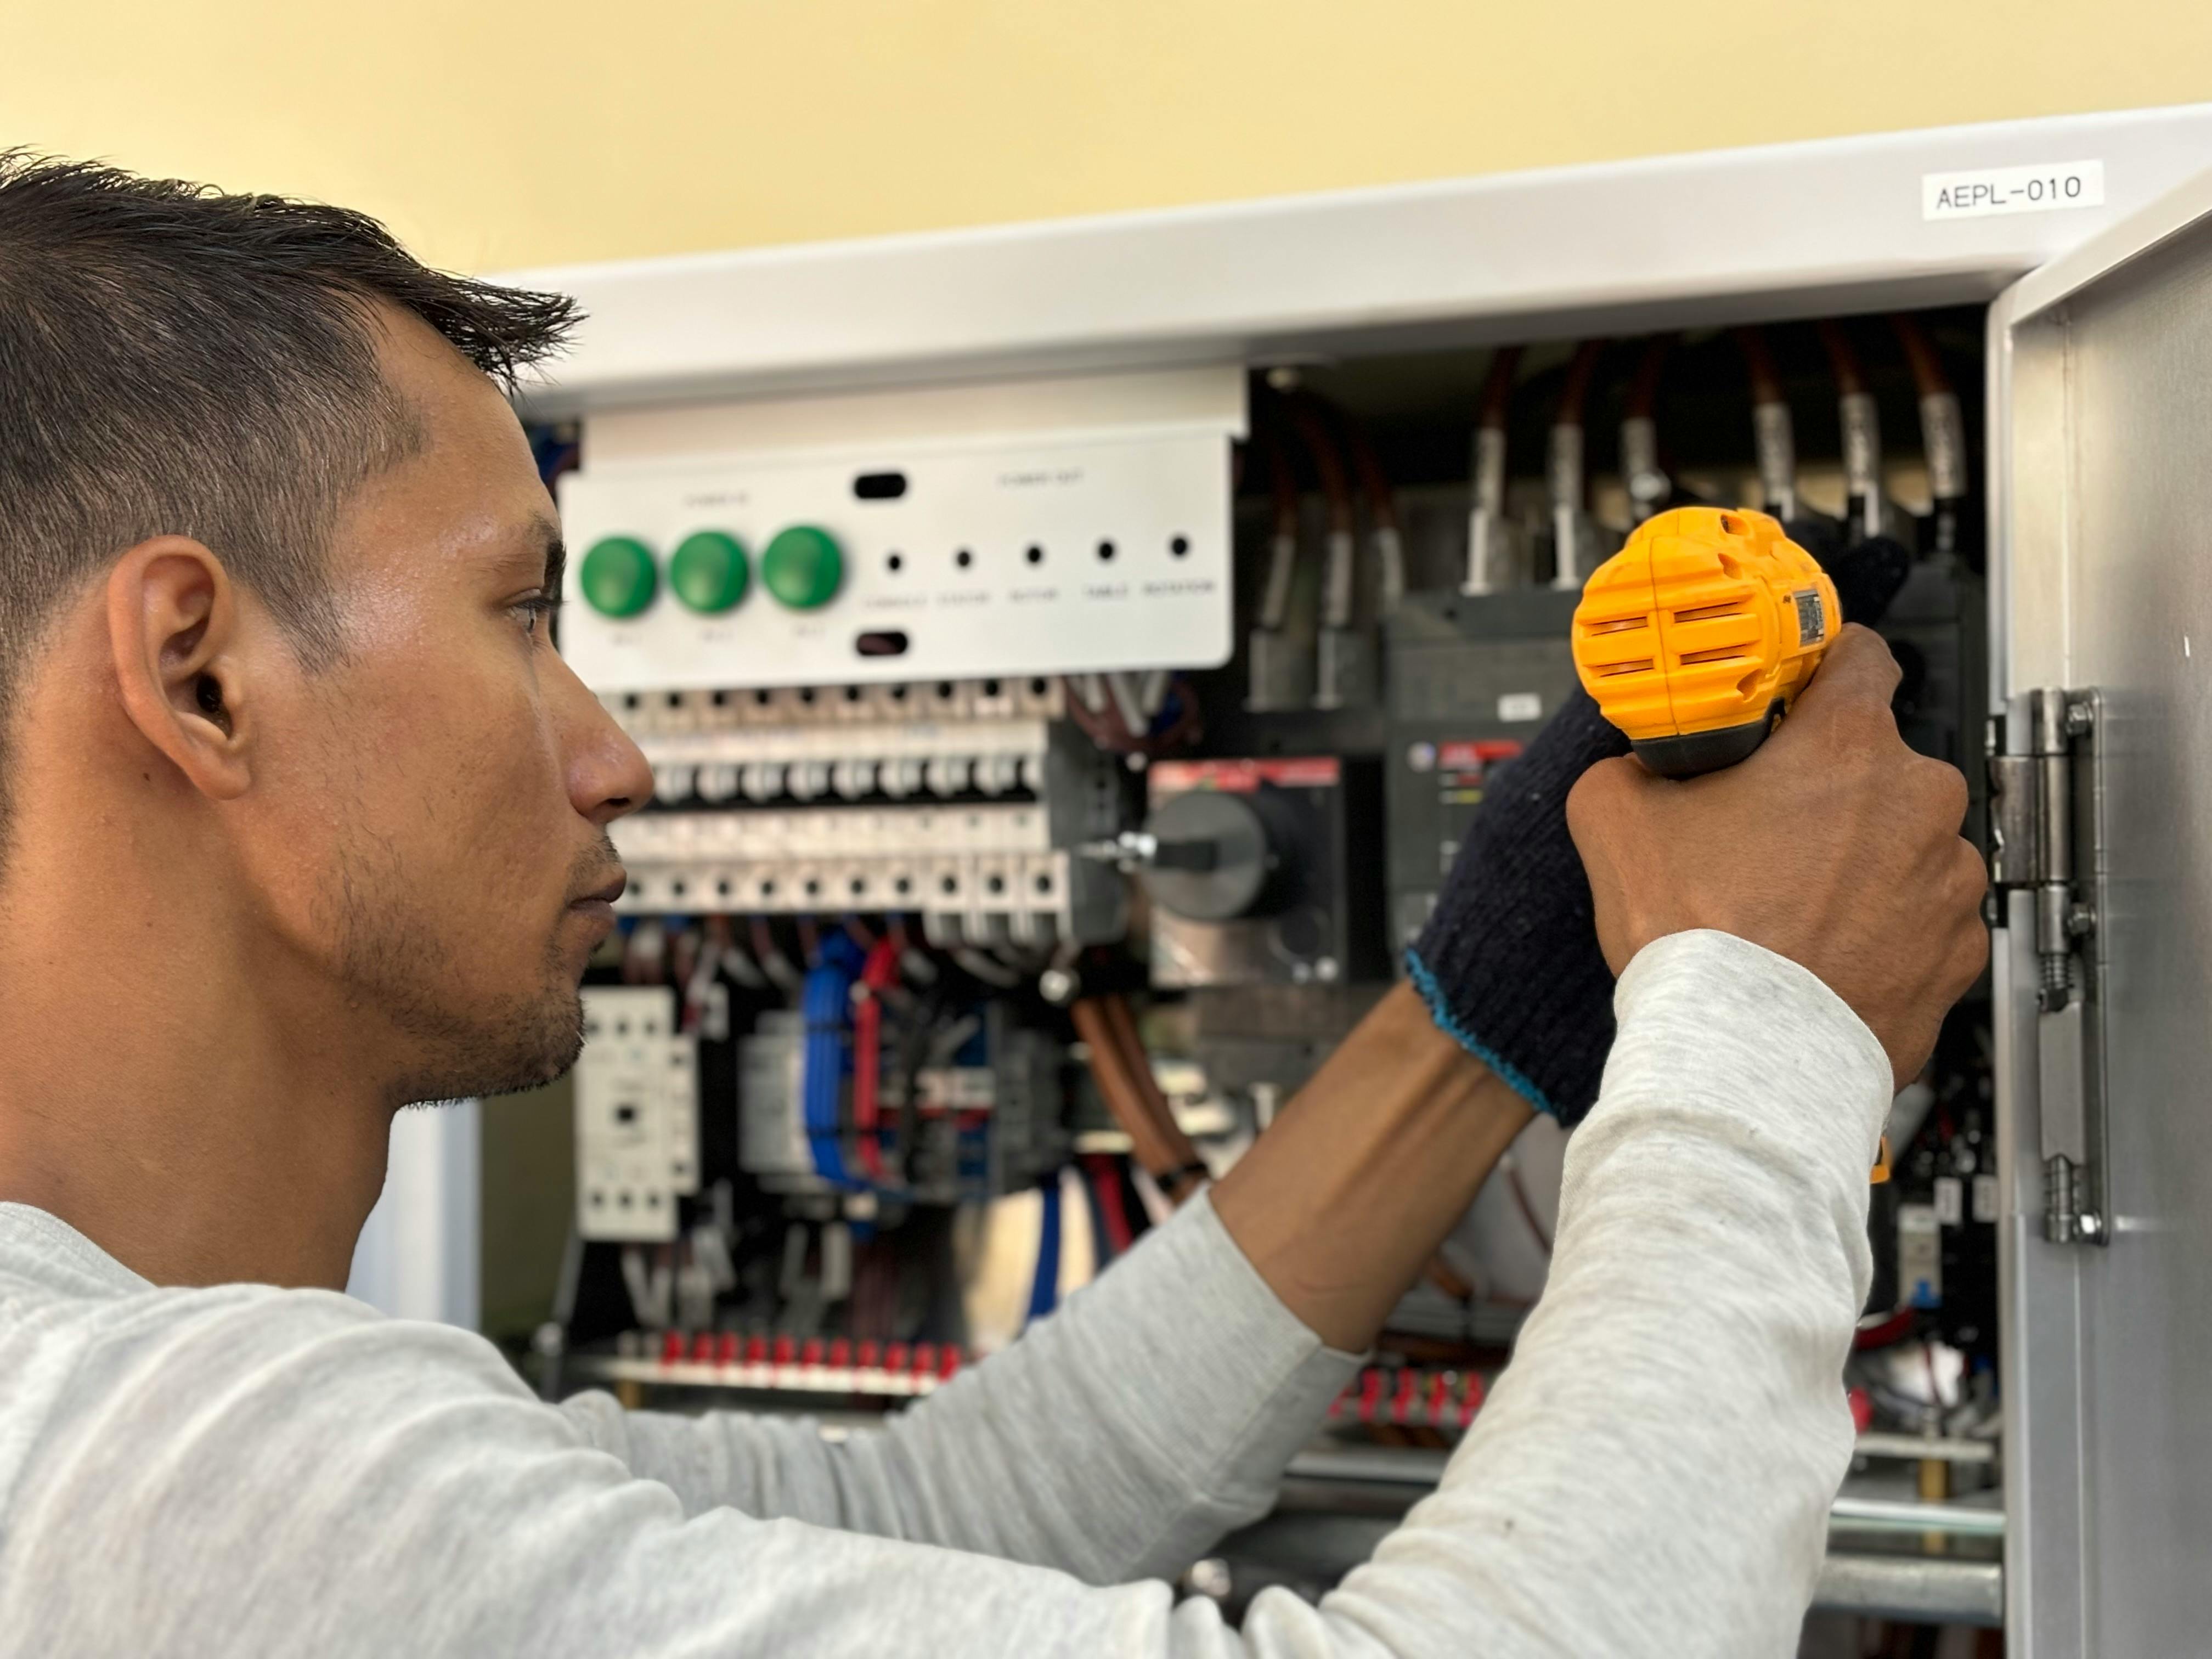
xmin=105 ymin=537 xmax=254 ymax=802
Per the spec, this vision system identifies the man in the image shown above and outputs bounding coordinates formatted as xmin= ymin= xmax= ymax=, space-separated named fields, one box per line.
xmin=0 ymin=155 xmax=1987 ymax=1655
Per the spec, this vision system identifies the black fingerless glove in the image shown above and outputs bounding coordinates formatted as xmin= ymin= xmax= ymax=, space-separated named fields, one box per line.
xmin=1406 ymin=521 xmax=1917 ymax=1126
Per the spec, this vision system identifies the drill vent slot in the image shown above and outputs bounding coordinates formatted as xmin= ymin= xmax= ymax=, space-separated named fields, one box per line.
xmin=1677 ymin=646 xmax=1750 ymax=665
xmin=1593 ymin=658 xmax=1656 ymax=676
xmin=1583 ymin=616 xmax=1650 ymax=635
xmin=1672 ymin=601 xmax=1750 ymax=624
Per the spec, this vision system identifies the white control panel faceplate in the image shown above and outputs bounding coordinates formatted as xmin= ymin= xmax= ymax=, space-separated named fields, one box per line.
xmin=557 ymin=430 xmax=1233 ymax=691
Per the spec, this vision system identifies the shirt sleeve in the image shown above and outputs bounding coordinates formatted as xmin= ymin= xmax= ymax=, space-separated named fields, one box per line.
xmin=556 ymin=1191 xmax=1363 ymax=1584
xmin=0 ymin=928 xmax=1890 ymax=1659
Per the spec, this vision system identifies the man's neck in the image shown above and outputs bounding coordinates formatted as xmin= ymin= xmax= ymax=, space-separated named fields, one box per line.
xmin=0 ymin=856 xmax=396 ymax=1289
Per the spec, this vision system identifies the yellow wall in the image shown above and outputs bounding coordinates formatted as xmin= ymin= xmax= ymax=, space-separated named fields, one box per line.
xmin=8 ymin=1 xmax=2210 ymax=274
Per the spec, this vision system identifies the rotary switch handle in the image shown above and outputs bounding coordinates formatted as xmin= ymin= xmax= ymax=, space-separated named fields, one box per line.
xmin=1084 ymin=790 xmax=1285 ymax=922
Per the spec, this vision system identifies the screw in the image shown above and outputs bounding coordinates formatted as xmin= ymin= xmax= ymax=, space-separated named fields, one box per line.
xmin=2065 ymin=699 xmax=2096 ymax=737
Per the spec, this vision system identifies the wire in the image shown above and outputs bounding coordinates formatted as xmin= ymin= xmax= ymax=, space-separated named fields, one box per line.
xmin=1280 ymin=393 xmax=1358 ymax=632
xmin=1465 ymin=346 xmax=1523 ymax=594
xmin=1254 ymin=421 xmax=1303 ymax=634
xmin=1733 ymin=326 xmax=1798 ymax=520
xmin=851 ymin=938 xmax=900 ymax=1184
xmin=1324 ymin=399 xmax=1407 ymax=616
xmin=1026 ymin=1177 xmax=1063 ymax=1324
xmin=1548 ymin=341 xmax=1607 ymax=587
xmin=1083 ymin=1154 xmax=1136 ymax=1257
xmin=1621 ymin=338 xmax=1672 ymax=524
xmin=1071 ymin=997 xmax=1205 ymax=1204
xmin=1891 ymin=313 xmax=1969 ymax=557
xmin=1817 ymin=319 xmax=1885 ymax=542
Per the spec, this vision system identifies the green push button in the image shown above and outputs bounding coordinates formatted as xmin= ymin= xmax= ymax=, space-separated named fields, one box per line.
xmin=761 ymin=524 xmax=844 ymax=610
xmin=579 ymin=535 xmax=657 ymax=618
xmin=669 ymin=529 xmax=749 ymax=613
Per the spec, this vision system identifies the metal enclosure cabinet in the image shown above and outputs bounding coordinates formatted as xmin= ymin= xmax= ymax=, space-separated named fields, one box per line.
xmin=1991 ymin=171 xmax=2212 ymax=1656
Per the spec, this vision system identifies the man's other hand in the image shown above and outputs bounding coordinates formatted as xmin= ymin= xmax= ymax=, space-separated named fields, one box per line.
xmin=1566 ymin=624 xmax=1988 ymax=1088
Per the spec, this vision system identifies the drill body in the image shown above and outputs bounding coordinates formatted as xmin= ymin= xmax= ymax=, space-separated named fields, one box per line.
xmin=1571 ymin=506 xmax=1839 ymax=780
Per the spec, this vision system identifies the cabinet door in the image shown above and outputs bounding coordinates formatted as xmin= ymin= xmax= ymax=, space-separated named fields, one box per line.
xmin=1992 ymin=168 xmax=2212 ymax=1657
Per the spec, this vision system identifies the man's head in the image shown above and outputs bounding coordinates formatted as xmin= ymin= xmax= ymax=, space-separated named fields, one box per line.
xmin=0 ymin=155 xmax=652 ymax=1107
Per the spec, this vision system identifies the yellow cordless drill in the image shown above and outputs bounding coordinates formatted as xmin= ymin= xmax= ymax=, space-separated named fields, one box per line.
xmin=1570 ymin=506 xmax=1888 ymax=1180
xmin=1571 ymin=505 xmax=1839 ymax=780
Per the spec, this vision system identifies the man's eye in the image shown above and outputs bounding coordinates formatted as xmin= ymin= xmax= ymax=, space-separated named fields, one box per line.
xmin=512 ymin=595 xmax=561 ymax=638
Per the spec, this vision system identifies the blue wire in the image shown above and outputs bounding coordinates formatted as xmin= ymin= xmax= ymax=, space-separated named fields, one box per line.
xmin=1026 ymin=1178 xmax=1062 ymax=1324
xmin=801 ymin=935 xmax=864 ymax=1186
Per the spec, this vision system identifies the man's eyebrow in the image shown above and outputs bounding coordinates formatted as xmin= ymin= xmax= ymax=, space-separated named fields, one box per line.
xmin=533 ymin=518 xmax=567 ymax=596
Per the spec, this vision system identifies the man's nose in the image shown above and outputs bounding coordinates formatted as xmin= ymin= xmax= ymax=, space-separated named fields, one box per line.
xmin=554 ymin=656 xmax=653 ymax=825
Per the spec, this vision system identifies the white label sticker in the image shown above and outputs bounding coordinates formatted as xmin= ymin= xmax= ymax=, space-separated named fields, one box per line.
xmin=1497 ymin=692 xmax=1543 ymax=723
xmin=1933 ymin=1175 xmax=1965 ymax=1227
xmin=1923 ymin=159 xmax=2104 ymax=221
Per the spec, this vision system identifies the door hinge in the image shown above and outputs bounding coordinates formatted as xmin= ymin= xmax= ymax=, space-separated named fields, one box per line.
xmin=1987 ymin=687 xmax=2108 ymax=1245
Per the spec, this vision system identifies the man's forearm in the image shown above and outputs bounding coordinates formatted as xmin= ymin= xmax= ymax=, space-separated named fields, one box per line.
xmin=1210 ymin=981 xmax=1532 ymax=1352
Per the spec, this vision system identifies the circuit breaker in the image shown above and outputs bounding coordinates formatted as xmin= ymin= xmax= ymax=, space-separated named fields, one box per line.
xmin=573 ymin=986 xmax=698 ymax=1242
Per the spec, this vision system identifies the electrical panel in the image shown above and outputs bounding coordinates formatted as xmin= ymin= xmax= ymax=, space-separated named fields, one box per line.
xmin=572 ymin=986 xmax=698 ymax=1242
xmin=540 ymin=312 xmax=2001 ymax=1645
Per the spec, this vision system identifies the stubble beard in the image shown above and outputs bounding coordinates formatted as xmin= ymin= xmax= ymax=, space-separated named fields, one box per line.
xmin=325 ymin=826 xmax=591 ymax=1109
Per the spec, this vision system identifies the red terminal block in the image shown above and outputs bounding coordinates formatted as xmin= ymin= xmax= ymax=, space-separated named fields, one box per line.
xmin=1458 ymin=1373 xmax=1485 ymax=1427
xmin=1426 ymin=1372 xmax=1452 ymax=1425
xmin=660 ymin=1330 xmax=685 ymax=1366
xmin=912 ymin=1342 xmax=938 ymax=1378
xmin=772 ymin=1335 xmax=797 ymax=1369
xmin=1357 ymin=1368 xmax=1384 ymax=1423
xmin=800 ymin=1338 xmax=826 ymax=1370
xmin=856 ymin=1340 xmax=881 ymax=1373
xmin=690 ymin=1333 xmax=715 ymax=1364
xmin=1391 ymin=1369 xmax=1419 ymax=1425
xmin=744 ymin=1334 xmax=769 ymax=1367
xmin=937 ymin=1347 xmax=962 ymax=1380
xmin=1847 ymin=1386 xmax=1875 ymax=1435
xmin=828 ymin=1338 xmax=854 ymax=1373
xmin=715 ymin=1332 xmax=739 ymax=1367
xmin=885 ymin=1341 xmax=911 ymax=1376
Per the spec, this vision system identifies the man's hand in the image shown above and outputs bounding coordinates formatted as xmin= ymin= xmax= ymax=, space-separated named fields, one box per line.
xmin=1566 ymin=624 xmax=1987 ymax=1087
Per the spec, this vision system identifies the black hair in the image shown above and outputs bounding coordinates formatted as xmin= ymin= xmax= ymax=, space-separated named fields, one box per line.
xmin=0 ymin=151 xmax=578 ymax=806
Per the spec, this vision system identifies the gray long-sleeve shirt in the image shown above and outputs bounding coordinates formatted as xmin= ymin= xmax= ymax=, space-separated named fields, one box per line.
xmin=0 ymin=930 xmax=1892 ymax=1655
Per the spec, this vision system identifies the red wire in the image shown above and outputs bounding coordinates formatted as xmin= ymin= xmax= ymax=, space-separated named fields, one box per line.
xmin=1085 ymin=1155 xmax=1135 ymax=1256
xmin=853 ymin=939 xmax=900 ymax=1183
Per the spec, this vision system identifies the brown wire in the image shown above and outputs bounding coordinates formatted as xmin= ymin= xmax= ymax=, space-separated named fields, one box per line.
xmin=1477 ymin=345 xmax=1522 ymax=431
xmin=1624 ymin=337 xmax=1669 ymax=420
xmin=1100 ymin=994 xmax=1204 ymax=1189
xmin=1816 ymin=319 xmax=1867 ymax=396
xmin=1280 ymin=393 xmax=1355 ymax=534
xmin=1071 ymin=997 xmax=1204 ymax=1205
xmin=1554 ymin=341 xmax=1606 ymax=428
xmin=1322 ymin=399 xmax=1401 ymax=533
xmin=1889 ymin=313 xmax=1950 ymax=398
xmin=1264 ymin=421 xmax=1300 ymax=543
xmin=1733 ymin=326 xmax=1785 ymax=405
